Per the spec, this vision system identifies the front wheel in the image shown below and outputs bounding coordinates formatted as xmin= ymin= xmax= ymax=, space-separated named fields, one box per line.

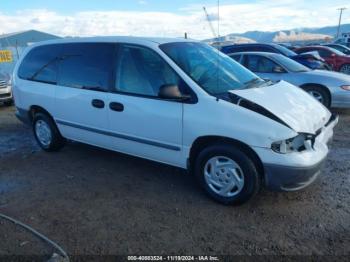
xmin=302 ymin=86 xmax=330 ymax=108
xmin=33 ymin=112 xmax=66 ymax=151
xmin=194 ymin=144 xmax=262 ymax=205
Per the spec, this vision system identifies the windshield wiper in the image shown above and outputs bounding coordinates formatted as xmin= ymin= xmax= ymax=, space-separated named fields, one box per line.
xmin=244 ymin=78 xmax=263 ymax=88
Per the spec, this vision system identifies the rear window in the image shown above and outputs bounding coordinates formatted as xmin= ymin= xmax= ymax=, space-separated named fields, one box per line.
xmin=18 ymin=44 xmax=62 ymax=84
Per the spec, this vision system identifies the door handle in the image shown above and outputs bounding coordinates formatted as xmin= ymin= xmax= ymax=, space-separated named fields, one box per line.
xmin=109 ymin=102 xmax=124 ymax=112
xmin=92 ymin=99 xmax=105 ymax=108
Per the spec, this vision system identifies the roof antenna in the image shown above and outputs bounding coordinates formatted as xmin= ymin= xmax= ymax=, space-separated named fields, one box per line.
xmin=217 ymin=0 xmax=220 ymax=40
xmin=216 ymin=0 xmax=220 ymax=102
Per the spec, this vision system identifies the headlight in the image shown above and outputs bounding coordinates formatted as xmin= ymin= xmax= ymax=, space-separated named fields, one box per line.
xmin=341 ymin=85 xmax=350 ymax=91
xmin=271 ymin=134 xmax=314 ymax=154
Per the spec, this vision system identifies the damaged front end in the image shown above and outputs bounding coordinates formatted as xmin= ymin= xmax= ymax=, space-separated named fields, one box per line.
xmin=217 ymin=81 xmax=339 ymax=191
xmin=226 ymin=80 xmax=333 ymax=134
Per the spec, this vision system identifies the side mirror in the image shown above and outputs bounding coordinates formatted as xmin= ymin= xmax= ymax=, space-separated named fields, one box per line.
xmin=158 ymin=84 xmax=191 ymax=101
xmin=273 ymin=66 xmax=285 ymax=73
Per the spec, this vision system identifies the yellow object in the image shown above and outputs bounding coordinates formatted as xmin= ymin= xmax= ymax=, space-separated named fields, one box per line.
xmin=0 ymin=50 xmax=13 ymax=63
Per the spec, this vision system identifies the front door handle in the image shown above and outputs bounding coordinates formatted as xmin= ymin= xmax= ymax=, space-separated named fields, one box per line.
xmin=109 ymin=102 xmax=124 ymax=112
xmin=92 ymin=99 xmax=105 ymax=108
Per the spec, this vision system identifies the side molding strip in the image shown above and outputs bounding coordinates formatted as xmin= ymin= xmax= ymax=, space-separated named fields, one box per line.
xmin=55 ymin=119 xmax=181 ymax=151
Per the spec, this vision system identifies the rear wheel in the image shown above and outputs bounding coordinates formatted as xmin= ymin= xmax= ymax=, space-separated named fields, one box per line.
xmin=340 ymin=64 xmax=350 ymax=75
xmin=33 ymin=112 xmax=65 ymax=151
xmin=302 ymin=85 xmax=330 ymax=108
xmin=194 ymin=144 xmax=262 ymax=205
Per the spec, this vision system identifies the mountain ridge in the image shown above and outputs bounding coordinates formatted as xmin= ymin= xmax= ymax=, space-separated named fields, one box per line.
xmin=204 ymin=23 xmax=350 ymax=43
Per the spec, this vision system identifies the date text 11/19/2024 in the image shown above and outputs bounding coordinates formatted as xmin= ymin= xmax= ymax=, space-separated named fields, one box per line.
xmin=127 ymin=255 xmax=220 ymax=261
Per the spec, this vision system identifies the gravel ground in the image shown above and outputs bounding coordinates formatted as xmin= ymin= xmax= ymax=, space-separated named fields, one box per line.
xmin=0 ymin=105 xmax=349 ymax=259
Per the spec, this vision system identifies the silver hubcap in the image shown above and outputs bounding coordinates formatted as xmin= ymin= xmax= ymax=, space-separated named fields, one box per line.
xmin=308 ymin=90 xmax=324 ymax=104
xmin=204 ymin=156 xmax=245 ymax=197
xmin=340 ymin=64 xmax=350 ymax=75
xmin=35 ymin=120 xmax=52 ymax=146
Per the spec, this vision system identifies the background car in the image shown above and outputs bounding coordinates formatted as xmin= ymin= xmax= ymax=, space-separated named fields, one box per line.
xmin=295 ymin=45 xmax=350 ymax=75
xmin=220 ymin=43 xmax=330 ymax=70
xmin=334 ymin=38 xmax=350 ymax=48
xmin=278 ymin=43 xmax=301 ymax=52
xmin=322 ymin=44 xmax=350 ymax=55
xmin=229 ymin=52 xmax=350 ymax=108
xmin=0 ymin=72 xmax=12 ymax=106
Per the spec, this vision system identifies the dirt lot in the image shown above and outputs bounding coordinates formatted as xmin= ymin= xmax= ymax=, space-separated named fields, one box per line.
xmin=0 ymin=105 xmax=349 ymax=258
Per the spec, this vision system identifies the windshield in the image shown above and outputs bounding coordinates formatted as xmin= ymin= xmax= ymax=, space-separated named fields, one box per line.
xmin=272 ymin=44 xmax=297 ymax=57
xmin=273 ymin=54 xmax=310 ymax=72
xmin=160 ymin=42 xmax=264 ymax=94
xmin=327 ymin=45 xmax=350 ymax=54
xmin=327 ymin=46 xmax=346 ymax=56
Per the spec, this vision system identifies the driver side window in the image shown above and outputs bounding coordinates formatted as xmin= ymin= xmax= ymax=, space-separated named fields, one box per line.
xmin=245 ymin=55 xmax=281 ymax=73
xmin=115 ymin=44 xmax=183 ymax=97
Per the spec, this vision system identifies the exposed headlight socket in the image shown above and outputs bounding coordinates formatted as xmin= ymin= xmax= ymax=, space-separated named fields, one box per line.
xmin=271 ymin=134 xmax=314 ymax=154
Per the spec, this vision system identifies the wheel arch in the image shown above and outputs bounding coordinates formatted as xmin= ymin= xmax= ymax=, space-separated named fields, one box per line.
xmin=188 ymin=136 xmax=264 ymax=178
xmin=28 ymin=105 xmax=54 ymax=123
xmin=300 ymin=83 xmax=332 ymax=105
xmin=300 ymin=83 xmax=331 ymax=98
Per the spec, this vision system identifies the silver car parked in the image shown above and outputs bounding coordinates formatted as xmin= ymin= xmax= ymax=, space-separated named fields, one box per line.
xmin=229 ymin=52 xmax=350 ymax=108
xmin=0 ymin=72 xmax=13 ymax=106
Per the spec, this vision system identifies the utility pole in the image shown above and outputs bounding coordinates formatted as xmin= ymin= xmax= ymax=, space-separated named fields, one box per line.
xmin=336 ymin=7 xmax=347 ymax=39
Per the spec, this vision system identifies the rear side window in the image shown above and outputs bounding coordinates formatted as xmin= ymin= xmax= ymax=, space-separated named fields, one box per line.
xmin=58 ymin=43 xmax=115 ymax=92
xmin=18 ymin=44 xmax=61 ymax=84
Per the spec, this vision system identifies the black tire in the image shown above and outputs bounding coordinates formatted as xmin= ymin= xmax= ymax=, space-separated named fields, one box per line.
xmin=3 ymin=100 xmax=13 ymax=106
xmin=340 ymin=64 xmax=350 ymax=75
xmin=302 ymin=85 xmax=330 ymax=108
xmin=32 ymin=112 xmax=65 ymax=152
xmin=194 ymin=144 xmax=262 ymax=205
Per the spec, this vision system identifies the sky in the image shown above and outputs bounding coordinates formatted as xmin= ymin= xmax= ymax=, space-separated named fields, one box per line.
xmin=0 ymin=0 xmax=350 ymax=39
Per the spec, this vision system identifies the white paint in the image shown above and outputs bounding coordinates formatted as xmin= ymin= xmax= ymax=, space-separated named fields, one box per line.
xmin=13 ymin=37 xmax=337 ymax=172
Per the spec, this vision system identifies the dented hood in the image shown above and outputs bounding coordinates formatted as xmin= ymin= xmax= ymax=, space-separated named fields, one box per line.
xmin=229 ymin=81 xmax=331 ymax=134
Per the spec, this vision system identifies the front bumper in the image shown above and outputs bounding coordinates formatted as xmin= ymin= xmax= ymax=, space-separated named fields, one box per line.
xmin=264 ymin=158 xmax=325 ymax=191
xmin=253 ymin=114 xmax=338 ymax=191
xmin=331 ymin=88 xmax=350 ymax=108
xmin=0 ymin=86 xmax=12 ymax=102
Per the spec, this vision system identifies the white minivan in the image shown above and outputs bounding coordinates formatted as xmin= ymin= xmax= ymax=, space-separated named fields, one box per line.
xmin=13 ymin=37 xmax=338 ymax=204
